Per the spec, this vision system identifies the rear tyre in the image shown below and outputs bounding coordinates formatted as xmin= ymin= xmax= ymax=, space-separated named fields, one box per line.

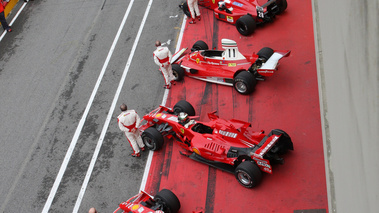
xmin=277 ymin=0 xmax=288 ymax=14
xmin=268 ymin=129 xmax=294 ymax=154
xmin=257 ymin=47 xmax=274 ymax=61
xmin=235 ymin=161 xmax=262 ymax=188
xmin=172 ymin=64 xmax=185 ymax=81
xmin=155 ymin=189 xmax=181 ymax=213
xmin=192 ymin=40 xmax=209 ymax=51
xmin=236 ymin=15 xmax=256 ymax=36
xmin=233 ymin=71 xmax=257 ymax=95
xmin=142 ymin=127 xmax=164 ymax=151
xmin=173 ymin=100 xmax=195 ymax=116
xmin=180 ymin=2 xmax=191 ymax=18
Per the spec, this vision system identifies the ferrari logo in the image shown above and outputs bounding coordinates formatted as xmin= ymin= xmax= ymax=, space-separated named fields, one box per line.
xmin=131 ymin=204 xmax=140 ymax=210
xmin=228 ymin=63 xmax=236 ymax=67
xmin=180 ymin=128 xmax=185 ymax=134
xmin=196 ymin=58 xmax=200 ymax=64
xmin=156 ymin=113 xmax=162 ymax=117
xmin=212 ymin=0 xmax=215 ymax=3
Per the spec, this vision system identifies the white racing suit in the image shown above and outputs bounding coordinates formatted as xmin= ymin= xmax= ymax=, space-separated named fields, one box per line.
xmin=187 ymin=0 xmax=200 ymax=20
xmin=117 ymin=110 xmax=145 ymax=154
xmin=153 ymin=46 xmax=174 ymax=87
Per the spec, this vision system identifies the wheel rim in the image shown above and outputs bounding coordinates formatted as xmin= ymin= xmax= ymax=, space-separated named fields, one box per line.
xmin=143 ymin=137 xmax=156 ymax=149
xmin=237 ymin=171 xmax=252 ymax=186
xmin=237 ymin=24 xmax=247 ymax=34
xmin=172 ymin=70 xmax=178 ymax=80
xmin=235 ymin=82 xmax=247 ymax=93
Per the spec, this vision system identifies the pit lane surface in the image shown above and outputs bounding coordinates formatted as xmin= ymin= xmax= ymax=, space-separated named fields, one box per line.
xmin=0 ymin=0 xmax=183 ymax=212
xmin=143 ymin=0 xmax=328 ymax=212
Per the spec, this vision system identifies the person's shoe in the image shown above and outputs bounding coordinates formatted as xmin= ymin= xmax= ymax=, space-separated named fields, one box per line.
xmin=6 ymin=28 xmax=12 ymax=32
xmin=170 ymin=80 xmax=176 ymax=85
xmin=141 ymin=147 xmax=145 ymax=151
xmin=164 ymin=84 xmax=171 ymax=89
xmin=189 ymin=19 xmax=196 ymax=24
xmin=197 ymin=16 xmax=201 ymax=21
xmin=132 ymin=152 xmax=141 ymax=157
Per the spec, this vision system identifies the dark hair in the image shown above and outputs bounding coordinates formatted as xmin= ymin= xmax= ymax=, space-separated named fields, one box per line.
xmin=120 ymin=103 xmax=127 ymax=111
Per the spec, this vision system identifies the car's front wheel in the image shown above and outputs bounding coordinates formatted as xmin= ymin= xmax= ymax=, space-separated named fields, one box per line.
xmin=233 ymin=71 xmax=257 ymax=95
xmin=192 ymin=40 xmax=209 ymax=51
xmin=236 ymin=15 xmax=256 ymax=36
xmin=173 ymin=100 xmax=195 ymax=116
xmin=172 ymin=64 xmax=185 ymax=81
xmin=235 ymin=161 xmax=262 ymax=188
xmin=142 ymin=127 xmax=164 ymax=151
xmin=154 ymin=189 xmax=181 ymax=213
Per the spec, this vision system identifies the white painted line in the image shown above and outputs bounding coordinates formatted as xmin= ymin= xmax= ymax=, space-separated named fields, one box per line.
xmin=0 ymin=3 xmax=27 ymax=41
xmin=41 ymin=1 xmax=135 ymax=212
xmin=72 ymin=0 xmax=154 ymax=212
xmin=139 ymin=14 xmax=187 ymax=192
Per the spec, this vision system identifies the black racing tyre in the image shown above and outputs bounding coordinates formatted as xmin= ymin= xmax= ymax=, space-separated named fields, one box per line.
xmin=142 ymin=127 xmax=164 ymax=151
xmin=235 ymin=161 xmax=262 ymax=188
xmin=173 ymin=100 xmax=195 ymax=116
xmin=268 ymin=129 xmax=294 ymax=154
xmin=172 ymin=64 xmax=185 ymax=81
xmin=257 ymin=47 xmax=274 ymax=61
xmin=192 ymin=40 xmax=209 ymax=51
xmin=236 ymin=15 xmax=256 ymax=36
xmin=155 ymin=189 xmax=181 ymax=213
xmin=233 ymin=71 xmax=257 ymax=95
xmin=180 ymin=2 xmax=191 ymax=18
xmin=277 ymin=0 xmax=288 ymax=14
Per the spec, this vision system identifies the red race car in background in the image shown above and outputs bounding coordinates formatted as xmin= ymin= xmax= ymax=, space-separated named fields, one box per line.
xmin=139 ymin=100 xmax=294 ymax=188
xmin=113 ymin=189 xmax=180 ymax=213
xmin=171 ymin=39 xmax=290 ymax=95
xmin=179 ymin=0 xmax=288 ymax=36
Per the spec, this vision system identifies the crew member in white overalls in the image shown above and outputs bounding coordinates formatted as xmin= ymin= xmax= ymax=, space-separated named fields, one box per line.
xmin=187 ymin=0 xmax=201 ymax=24
xmin=153 ymin=40 xmax=175 ymax=89
xmin=117 ymin=103 xmax=145 ymax=157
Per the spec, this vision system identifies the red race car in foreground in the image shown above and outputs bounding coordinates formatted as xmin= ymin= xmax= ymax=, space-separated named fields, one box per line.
xmin=139 ymin=100 xmax=294 ymax=188
xmin=180 ymin=0 xmax=288 ymax=36
xmin=113 ymin=189 xmax=180 ymax=213
xmin=171 ymin=39 xmax=290 ymax=95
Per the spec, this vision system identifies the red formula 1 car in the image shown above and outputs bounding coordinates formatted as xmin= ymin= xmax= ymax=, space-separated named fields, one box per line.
xmin=113 ymin=189 xmax=180 ymax=213
xmin=139 ymin=100 xmax=294 ymax=188
xmin=180 ymin=0 xmax=288 ymax=36
xmin=171 ymin=39 xmax=290 ymax=95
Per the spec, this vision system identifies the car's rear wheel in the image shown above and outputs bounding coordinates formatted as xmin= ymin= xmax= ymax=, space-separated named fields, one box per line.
xmin=267 ymin=129 xmax=294 ymax=154
xmin=236 ymin=15 xmax=256 ymax=36
xmin=172 ymin=64 xmax=185 ymax=81
xmin=257 ymin=47 xmax=274 ymax=61
xmin=173 ymin=100 xmax=195 ymax=116
xmin=180 ymin=2 xmax=191 ymax=18
xmin=235 ymin=161 xmax=262 ymax=188
xmin=155 ymin=189 xmax=181 ymax=213
xmin=142 ymin=127 xmax=164 ymax=151
xmin=233 ymin=71 xmax=257 ymax=95
xmin=192 ymin=40 xmax=209 ymax=51
xmin=277 ymin=0 xmax=288 ymax=14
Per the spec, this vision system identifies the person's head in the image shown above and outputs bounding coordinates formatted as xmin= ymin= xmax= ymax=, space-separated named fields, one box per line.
xmin=120 ymin=103 xmax=127 ymax=112
xmin=178 ymin=112 xmax=189 ymax=125
xmin=88 ymin=207 xmax=98 ymax=213
xmin=155 ymin=40 xmax=161 ymax=47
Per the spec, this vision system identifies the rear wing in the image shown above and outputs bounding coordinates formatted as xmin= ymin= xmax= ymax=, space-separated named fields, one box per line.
xmin=257 ymin=50 xmax=291 ymax=77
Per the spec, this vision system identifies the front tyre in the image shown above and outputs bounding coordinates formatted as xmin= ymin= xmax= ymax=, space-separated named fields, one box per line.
xmin=233 ymin=71 xmax=257 ymax=95
xmin=155 ymin=189 xmax=181 ymax=213
xmin=236 ymin=15 xmax=256 ymax=36
xmin=235 ymin=161 xmax=262 ymax=188
xmin=142 ymin=127 xmax=164 ymax=151
xmin=173 ymin=100 xmax=195 ymax=116
xmin=192 ymin=40 xmax=209 ymax=51
xmin=172 ymin=64 xmax=185 ymax=81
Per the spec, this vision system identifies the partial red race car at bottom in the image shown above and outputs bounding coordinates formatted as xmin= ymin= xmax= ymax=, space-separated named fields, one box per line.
xmin=113 ymin=189 xmax=180 ymax=213
xmin=139 ymin=100 xmax=294 ymax=188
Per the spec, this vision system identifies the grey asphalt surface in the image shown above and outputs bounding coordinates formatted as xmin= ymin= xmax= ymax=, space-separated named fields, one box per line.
xmin=313 ymin=0 xmax=379 ymax=212
xmin=0 ymin=0 xmax=183 ymax=212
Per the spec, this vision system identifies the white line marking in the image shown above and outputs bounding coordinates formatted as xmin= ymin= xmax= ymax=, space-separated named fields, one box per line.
xmin=139 ymin=15 xmax=187 ymax=192
xmin=0 ymin=3 xmax=27 ymax=41
xmin=72 ymin=0 xmax=154 ymax=212
xmin=41 ymin=1 xmax=135 ymax=212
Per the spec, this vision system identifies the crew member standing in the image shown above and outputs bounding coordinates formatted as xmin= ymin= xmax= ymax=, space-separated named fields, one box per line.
xmin=187 ymin=0 xmax=201 ymax=24
xmin=0 ymin=0 xmax=11 ymax=32
xmin=117 ymin=103 xmax=145 ymax=157
xmin=153 ymin=40 xmax=175 ymax=89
